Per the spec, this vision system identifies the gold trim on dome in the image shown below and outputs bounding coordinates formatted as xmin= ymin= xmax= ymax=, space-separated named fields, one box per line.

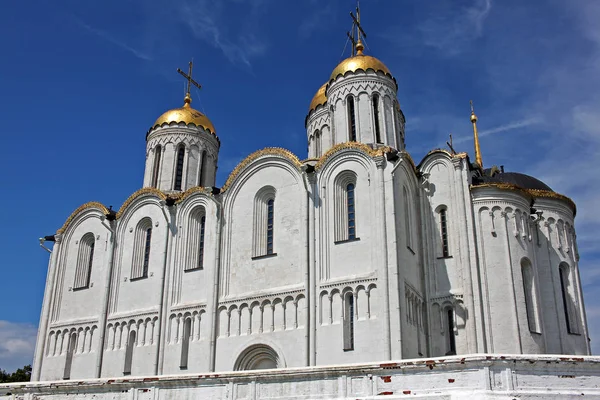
xmin=330 ymin=55 xmax=392 ymax=82
xmin=176 ymin=186 xmax=213 ymax=203
xmin=221 ymin=148 xmax=303 ymax=193
xmin=471 ymin=183 xmax=576 ymax=214
xmin=57 ymin=202 xmax=109 ymax=235
xmin=308 ymin=83 xmax=328 ymax=114
xmin=314 ymin=142 xmax=392 ymax=171
xmin=116 ymin=187 xmax=167 ymax=219
xmin=151 ymin=103 xmax=216 ymax=135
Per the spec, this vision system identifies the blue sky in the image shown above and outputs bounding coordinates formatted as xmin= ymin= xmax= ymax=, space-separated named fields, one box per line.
xmin=0 ymin=0 xmax=598 ymax=371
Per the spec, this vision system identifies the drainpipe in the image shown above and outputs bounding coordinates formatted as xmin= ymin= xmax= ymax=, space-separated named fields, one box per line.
xmin=95 ymin=213 xmax=117 ymax=378
xmin=31 ymin=235 xmax=59 ymax=381
xmin=209 ymin=202 xmax=224 ymax=371
xmin=155 ymin=199 xmax=175 ymax=375
xmin=301 ymin=165 xmax=314 ymax=366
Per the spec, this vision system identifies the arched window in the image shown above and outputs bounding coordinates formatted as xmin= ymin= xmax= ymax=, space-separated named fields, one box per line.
xmin=63 ymin=332 xmax=77 ymax=380
xmin=174 ymin=145 xmax=185 ymax=190
xmin=521 ymin=258 xmax=540 ymax=333
xmin=186 ymin=208 xmax=207 ymax=271
xmin=151 ymin=145 xmax=162 ymax=188
xmin=347 ymin=96 xmax=357 ymax=141
xmin=253 ymin=187 xmax=276 ymax=258
xmin=347 ymin=184 xmax=356 ymax=240
xmin=373 ymin=94 xmax=381 ymax=143
xmin=234 ymin=344 xmax=281 ymax=371
xmin=131 ymin=219 xmax=152 ymax=280
xmin=403 ymin=187 xmax=412 ymax=249
xmin=439 ymin=207 xmax=450 ymax=257
xmin=267 ymin=199 xmax=274 ymax=255
xmin=559 ymin=264 xmax=579 ymax=334
xmin=198 ymin=150 xmax=207 ymax=187
xmin=314 ymin=130 xmax=321 ymax=157
xmin=180 ymin=318 xmax=192 ymax=369
xmin=74 ymin=233 xmax=95 ymax=290
xmin=123 ymin=330 xmax=136 ymax=375
xmin=343 ymin=292 xmax=355 ymax=351
xmin=445 ymin=308 xmax=456 ymax=355
xmin=334 ymin=172 xmax=358 ymax=242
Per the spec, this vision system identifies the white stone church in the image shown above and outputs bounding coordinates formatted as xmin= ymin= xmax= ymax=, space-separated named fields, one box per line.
xmin=7 ymin=9 xmax=598 ymax=400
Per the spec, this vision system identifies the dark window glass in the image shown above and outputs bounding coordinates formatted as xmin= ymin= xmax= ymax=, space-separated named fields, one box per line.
xmin=441 ymin=208 xmax=449 ymax=257
xmin=123 ymin=330 xmax=136 ymax=375
xmin=267 ymin=199 xmax=274 ymax=254
xmin=348 ymin=97 xmax=356 ymax=141
xmin=174 ymin=146 xmax=185 ymax=190
xmin=198 ymin=216 xmax=206 ymax=268
xmin=559 ymin=268 xmax=573 ymax=333
xmin=373 ymin=95 xmax=381 ymax=143
xmin=347 ymin=183 xmax=356 ymax=239
xmin=152 ymin=145 xmax=162 ymax=187
xmin=143 ymin=228 xmax=152 ymax=278
xmin=447 ymin=309 xmax=456 ymax=355
xmin=85 ymin=241 xmax=94 ymax=288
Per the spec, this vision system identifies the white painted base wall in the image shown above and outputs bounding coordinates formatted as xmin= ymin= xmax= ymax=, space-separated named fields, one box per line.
xmin=3 ymin=354 xmax=599 ymax=399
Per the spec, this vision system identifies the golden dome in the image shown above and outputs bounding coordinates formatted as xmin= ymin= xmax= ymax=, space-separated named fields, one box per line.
xmin=330 ymin=54 xmax=392 ymax=81
xmin=151 ymin=95 xmax=216 ymax=134
xmin=308 ymin=83 xmax=328 ymax=114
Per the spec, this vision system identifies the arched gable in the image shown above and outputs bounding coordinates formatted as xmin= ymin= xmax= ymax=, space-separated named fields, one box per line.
xmin=57 ymin=202 xmax=109 ymax=235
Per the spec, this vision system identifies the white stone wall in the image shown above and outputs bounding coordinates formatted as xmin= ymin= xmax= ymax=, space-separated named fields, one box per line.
xmin=33 ymin=143 xmax=590 ymax=382
xmin=144 ymin=125 xmax=220 ymax=191
xmin=8 ymin=355 xmax=600 ymax=399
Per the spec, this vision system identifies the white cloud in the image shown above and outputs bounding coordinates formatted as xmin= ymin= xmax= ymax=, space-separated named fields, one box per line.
xmin=0 ymin=321 xmax=37 ymax=373
xmin=71 ymin=15 xmax=152 ymax=61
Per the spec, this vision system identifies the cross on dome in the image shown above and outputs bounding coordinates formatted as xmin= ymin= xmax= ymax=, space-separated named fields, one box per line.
xmin=347 ymin=1 xmax=367 ymax=56
xmin=177 ymin=60 xmax=202 ymax=106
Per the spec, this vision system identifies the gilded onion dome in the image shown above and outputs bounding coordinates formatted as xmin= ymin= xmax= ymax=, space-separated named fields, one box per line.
xmin=151 ymin=94 xmax=216 ymax=135
xmin=330 ymin=54 xmax=392 ymax=82
xmin=308 ymin=83 xmax=328 ymax=114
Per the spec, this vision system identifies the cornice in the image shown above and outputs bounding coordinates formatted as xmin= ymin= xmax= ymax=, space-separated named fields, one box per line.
xmin=57 ymin=202 xmax=109 ymax=235
xmin=221 ymin=147 xmax=302 ymax=193
xmin=314 ymin=142 xmax=392 ymax=171
xmin=471 ymin=183 xmax=576 ymax=215
xmin=115 ymin=187 xmax=167 ymax=219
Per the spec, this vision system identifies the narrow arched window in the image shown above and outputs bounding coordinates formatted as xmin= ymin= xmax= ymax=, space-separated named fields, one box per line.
xmin=559 ymin=264 xmax=578 ymax=334
xmin=74 ymin=233 xmax=95 ymax=290
xmin=151 ymin=145 xmax=162 ymax=187
xmin=347 ymin=96 xmax=356 ymax=141
xmin=174 ymin=146 xmax=185 ymax=190
xmin=347 ymin=183 xmax=356 ymax=240
xmin=315 ymin=130 xmax=321 ymax=157
xmin=198 ymin=216 xmax=206 ymax=267
xmin=373 ymin=94 xmax=381 ymax=143
xmin=446 ymin=308 xmax=456 ymax=355
xmin=198 ymin=150 xmax=207 ymax=187
xmin=186 ymin=208 xmax=206 ymax=271
xmin=123 ymin=330 xmax=136 ymax=375
xmin=63 ymin=332 xmax=77 ymax=380
xmin=521 ymin=258 xmax=540 ymax=333
xmin=267 ymin=199 xmax=274 ymax=255
xmin=403 ymin=187 xmax=412 ymax=249
xmin=180 ymin=318 xmax=192 ymax=369
xmin=334 ymin=172 xmax=358 ymax=243
xmin=343 ymin=293 xmax=355 ymax=351
xmin=132 ymin=219 xmax=152 ymax=280
xmin=253 ymin=187 xmax=276 ymax=258
xmin=440 ymin=207 xmax=450 ymax=257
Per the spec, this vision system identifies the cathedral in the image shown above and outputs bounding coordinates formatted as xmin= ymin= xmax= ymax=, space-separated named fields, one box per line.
xmin=25 ymin=7 xmax=592 ymax=392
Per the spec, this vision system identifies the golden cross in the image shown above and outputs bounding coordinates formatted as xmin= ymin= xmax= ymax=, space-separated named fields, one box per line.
xmin=470 ymin=100 xmax=475 ymax=113
xmin=177 ymin=61 xmax=202 ymax=98
xmin=349 ymin=1 xmax=367 ymax=56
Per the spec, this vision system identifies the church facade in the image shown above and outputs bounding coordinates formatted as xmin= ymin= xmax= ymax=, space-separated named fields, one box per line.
xmin=29 ymin=24 xmax=590 ymax=383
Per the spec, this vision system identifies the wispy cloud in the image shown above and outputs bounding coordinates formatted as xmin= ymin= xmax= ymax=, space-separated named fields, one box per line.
xmin=299 ymin=5 xmax=336 ymax=39
xmin=452 ymin=117 xmax=541 ymax=144
xmin=400 ymin=0 xmax=493 ymax=57
xmin=0 ymin=321 xmax=37 ymax=372
xmin=178 ymin=0 xmax=268 ymax=69
xmin=71 ymin=15 xmax=152 ymax=61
